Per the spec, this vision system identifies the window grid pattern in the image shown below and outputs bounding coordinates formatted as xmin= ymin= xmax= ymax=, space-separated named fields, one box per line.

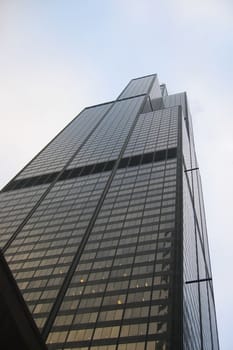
xmin=123 ymin=107 xmax=178 ymax=158
xmin=118 ymin=76 xmax=154 ymax=100
xmin=162 ymin=93 xmax=186 ymax=113
xmin=5 ymin=172 xmax=110 ymax=331
xmin=183 ymin=108 xmax=219 ymax=350
xmin=0 ymin=185 xmax=49 ymax=249
xmin=16 ymin=104 xmax=112 ymax=179
xmin=183 ymin=171 xmax=201 ymax=350
xmin=2 ymin=147 xmax=176 ymax=193
xmin=68 ymin=97 xmax=145 ymax=168
xmin=149 ymin=78 xmax=162 ymax=100
xmin=47 ymin=158 xmax=177 ymax=349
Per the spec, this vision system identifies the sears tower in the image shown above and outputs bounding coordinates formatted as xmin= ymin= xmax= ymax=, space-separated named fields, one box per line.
xmin=0 ymin=74 xmax=219 ymax=349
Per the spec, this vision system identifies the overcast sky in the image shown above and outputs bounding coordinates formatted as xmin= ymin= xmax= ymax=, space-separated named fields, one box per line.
xmin=0 ymin=1 xmax=232 ymax=348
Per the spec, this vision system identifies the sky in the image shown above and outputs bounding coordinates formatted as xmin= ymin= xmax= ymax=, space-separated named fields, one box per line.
xmin=0 ymin=0 xmax=233 ymax=348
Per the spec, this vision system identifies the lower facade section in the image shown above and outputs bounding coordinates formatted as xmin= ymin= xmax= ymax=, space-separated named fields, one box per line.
xmin=46 ymin=158 xmax=177 ymax=349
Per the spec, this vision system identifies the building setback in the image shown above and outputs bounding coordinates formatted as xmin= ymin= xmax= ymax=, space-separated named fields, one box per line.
xmin=0 ymin=74 xmax=219 ymax=349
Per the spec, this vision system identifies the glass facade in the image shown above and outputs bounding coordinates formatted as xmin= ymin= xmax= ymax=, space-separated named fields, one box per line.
xmin=0 ymin=74 xmax=219 ymax=349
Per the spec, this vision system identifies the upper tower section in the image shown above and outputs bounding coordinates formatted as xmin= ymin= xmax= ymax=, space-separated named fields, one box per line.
xmin=118 ymin=74 xmax=162 ymax=100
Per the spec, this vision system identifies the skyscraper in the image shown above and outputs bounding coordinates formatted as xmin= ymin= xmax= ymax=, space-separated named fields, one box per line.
xmin=0 ymin=74 xmax=219 ymax=349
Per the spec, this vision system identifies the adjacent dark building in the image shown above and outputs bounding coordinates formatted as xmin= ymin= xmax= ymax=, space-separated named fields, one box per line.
xmin=0 ymin=74 xmax=219 ymax=349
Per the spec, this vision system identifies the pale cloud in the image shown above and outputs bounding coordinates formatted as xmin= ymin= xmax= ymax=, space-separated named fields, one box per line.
xmin=117 ymin=0 xmax=233 ymax=24
xmin=171 ymin=0 xmax=233 ymax=26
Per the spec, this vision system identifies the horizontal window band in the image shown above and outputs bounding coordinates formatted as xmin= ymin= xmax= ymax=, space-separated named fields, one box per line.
xmin=2 ymin=147 xmax=177 ymax=192
xmin=184 ymin=167 xmax=199 ymax=173
xmin=185 ymin=277 xmax=212 ymax=284
xmin=61 ymin=333 xmax=168 ymax=348
xmin=51 ymin=315 xmax=168 ymax=332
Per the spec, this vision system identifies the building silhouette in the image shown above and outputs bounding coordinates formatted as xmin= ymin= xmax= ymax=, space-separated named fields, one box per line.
xmin=0 ymin=74 xmax=219 ymax=349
